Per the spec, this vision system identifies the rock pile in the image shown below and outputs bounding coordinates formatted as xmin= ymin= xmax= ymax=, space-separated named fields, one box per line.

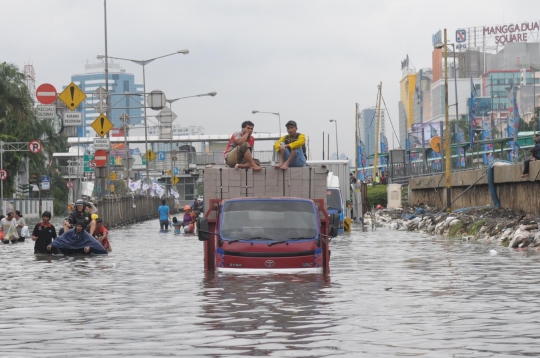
xmin=372 ymin=206 xmax=540 ymax=250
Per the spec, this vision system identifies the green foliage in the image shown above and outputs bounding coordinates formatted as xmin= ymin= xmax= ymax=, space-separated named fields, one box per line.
xmin=448 ymin=221 xmax=464 ymax=237
xmin=468 ymin=219 xmax=486 ymax=235
xmin=367 ymin=184 xmax=387 ymax=208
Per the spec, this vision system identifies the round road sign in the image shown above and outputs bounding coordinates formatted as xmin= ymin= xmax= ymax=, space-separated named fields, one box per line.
xmin=88 ymin=160 xmax=97 ymax=168
xmin=0 ymin=169 xmax=7 ymax=181
xmin=66 ymin=180 xmax=74 ymax=188
xmin=28 ymin=140 xmax=43 ymax=154
xmin=94 ymin=150 xmax=108 ymax=167
xmin=36 ymin=83 xmax=57 ymax=105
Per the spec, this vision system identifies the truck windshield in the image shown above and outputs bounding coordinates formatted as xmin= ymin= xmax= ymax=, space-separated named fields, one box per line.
xmin=327 ymin=189 xmax=342 ymax=211
xmin=221 ymin=200 xmax=318 ymax=242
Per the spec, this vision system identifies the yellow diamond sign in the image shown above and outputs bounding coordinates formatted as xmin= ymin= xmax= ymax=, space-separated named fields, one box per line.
xmin=58 ymin=82 xmax=87 ymax=110
xmin=143 ymin=149 xmax=156 ymax=162
xmin=172 ymin=175 xmax=179 ymax=185
xmin=91 ymin=114 xmax=114 ymax=138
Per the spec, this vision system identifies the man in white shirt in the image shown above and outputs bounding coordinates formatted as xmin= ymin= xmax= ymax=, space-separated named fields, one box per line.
xmin=0 ymin=211 xmax=19 ymax=244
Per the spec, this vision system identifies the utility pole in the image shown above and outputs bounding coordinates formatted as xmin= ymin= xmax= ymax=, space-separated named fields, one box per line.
xmin=374 ymin=82 xmax=382 ymax=177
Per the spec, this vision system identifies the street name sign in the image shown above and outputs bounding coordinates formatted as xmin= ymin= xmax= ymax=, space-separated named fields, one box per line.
xmin=93 ymin=138 xmax=111 ymax=151
xmin=36 ymin=83 xmax=57 ymax=105
xmin=91 ymin=114 xmax=114 ymax=138
xmin=63 ymin=111 xmax=83 ymax=126
xmin=58 ymin=82 xmax=87 ymax=110
xmin=41 ymin=175 xmax=50 ymax=190
xmin=36 ymin=105 xmax=56 ymax=119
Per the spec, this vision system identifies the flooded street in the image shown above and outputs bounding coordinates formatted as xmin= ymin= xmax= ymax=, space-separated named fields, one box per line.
xmin=2 ymin=221 xmax=540 ymax=357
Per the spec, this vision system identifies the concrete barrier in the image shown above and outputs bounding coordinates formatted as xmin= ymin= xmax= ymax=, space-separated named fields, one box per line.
xmin=409 ymin=161 xmax=540 ymax=214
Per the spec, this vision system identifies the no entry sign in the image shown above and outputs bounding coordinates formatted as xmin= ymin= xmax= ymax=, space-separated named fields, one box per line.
xmin=36 ymin=83 xmax=57 ymax=105
xmin=94 ymin=150 xmax=108 ymax=167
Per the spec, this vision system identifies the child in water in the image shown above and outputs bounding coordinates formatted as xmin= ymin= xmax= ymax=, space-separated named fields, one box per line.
xmin=172 ymin=217 xmax=181 ymax=235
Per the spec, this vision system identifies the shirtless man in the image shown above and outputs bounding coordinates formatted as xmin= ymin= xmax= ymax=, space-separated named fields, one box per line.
xmin=224 ymin=121 xmax=262 ymax=171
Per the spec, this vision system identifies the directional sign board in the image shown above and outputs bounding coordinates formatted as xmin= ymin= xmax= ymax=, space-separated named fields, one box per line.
xmin=91 ymin=114 xmax=114 ymax=138
xmin=93 ymin=138 xmax=111 ymax=151
xmin=144 ymin=149 xmax=156 ymax=162
xmin=36 ymin=83 xmax=57 ymax=105
xmin=36 ymin=105 xmax=56 ymax=119
xmin=41 ymin=176 xmax=50 ymax=190
xmin=28 ymin=140 xmax=42 ymax=154
xmin=66 ymin=180 xmax=74 ymax=189
xmin=173 ymin=167 xmax=179 ymax=175
xmin=158 ymin=151 xmax=166 ymax=161
xmin=0 ymin=169 xmax=7 ymax=181
xmin=172 ymin=175 xmax=179 ymax=185
xmin=63 ymin=111 xmax=83 ymax=126
xmin=58 ymin=82 xmax=87 ymax=110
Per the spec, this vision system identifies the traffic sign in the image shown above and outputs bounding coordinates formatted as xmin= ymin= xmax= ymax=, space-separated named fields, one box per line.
xmin=91 ymin=114 xmax=114 ymax=138
xmin=36 ymin=83 xmax=57 ymax=105
xmin=144 ymin=149 xmax=156 ymax=162
xmin=171 ymin=149 xmax=177 ymax=155
xmin=456 ymin=29 xmax=466 ymax=43
xmin=41 ymin=176 xmax=50 ymax=190
xmin=93 ymin=138 xmax=111 ymax=151
xmin=0 ymin=169 xmax=7 ymax=181
xmin=94 ymin=150 xmax=108 ymax=167
xmin=88 ymin=160 xmax=97 ymax=168
xmin=63 ymin=111 xmax=83 ymax=126
xmin=66 ymin=180 xmax=74 ymax=189
xmin=158 ymin=151 xmax=166 ymax=161
xmin=83 ymin=155 xmax=95 ymax=172
xmin=28 ymin=140 xmax=42 ymax=154
xmin=36 ymin=105 xmax=56 ymax=119
xmin=156 ymin=107 xmax=177 ymax=124
xmin=58 ymin=82 xmax=87 ymax=110
xmin=110 ymin=172 xmax=117 ymax=181
xmin=172 ymin=175 xmax=179 ymax=185
xmin=173 ymin=167 xmax=179 ymax=175
xmin=94 ymin=87 xmax=109 ymax=114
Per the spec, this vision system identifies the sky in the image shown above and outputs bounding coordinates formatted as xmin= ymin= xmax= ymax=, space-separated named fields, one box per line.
xmin=1 ymin=0 xmax=538 ymax=159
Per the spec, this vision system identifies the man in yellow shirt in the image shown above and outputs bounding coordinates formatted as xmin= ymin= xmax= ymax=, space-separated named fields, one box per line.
xmin=274 ymin=121 xmax=307 ymax=169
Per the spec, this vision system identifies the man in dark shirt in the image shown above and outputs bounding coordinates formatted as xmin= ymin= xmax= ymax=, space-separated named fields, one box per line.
xmin=68 ymin=199 xmax=95 ymax=235
xmin=31 ymin=211 xmax=57 ymax=255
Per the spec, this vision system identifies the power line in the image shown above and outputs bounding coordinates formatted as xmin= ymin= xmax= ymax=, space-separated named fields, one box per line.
xmin=381 ymin=93 xmax=402 ymax=149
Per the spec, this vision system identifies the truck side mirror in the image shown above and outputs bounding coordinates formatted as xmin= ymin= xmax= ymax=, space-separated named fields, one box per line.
xmin=328 ymin=213 xmax=339 ymax=237
xmin=197 ymin=217 xmax=209 ymax=241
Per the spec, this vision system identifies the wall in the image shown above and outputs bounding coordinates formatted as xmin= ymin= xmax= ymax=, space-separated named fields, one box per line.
xmin=409 ymin=161 xmax=540 ymax=214
xmin=94 ymin=196 xmax=176 ymax=228
xmin=2 ymin=199 xmax=54 ymax=219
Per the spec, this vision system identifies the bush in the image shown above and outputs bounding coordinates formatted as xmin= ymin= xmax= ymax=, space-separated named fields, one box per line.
xmin=367 ymin=185 xmax=388 ymax=208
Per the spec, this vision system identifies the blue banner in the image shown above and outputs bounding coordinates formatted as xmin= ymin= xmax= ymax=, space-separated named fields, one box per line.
xmin=507 ymin=84 xmax=520 ymax=161
xmin=482 ymin=118 xmax=494 ymax=164
xmin=380 ymin=134 xmax=388 ymax=166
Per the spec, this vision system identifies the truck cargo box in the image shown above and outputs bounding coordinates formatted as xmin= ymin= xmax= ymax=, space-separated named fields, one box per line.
xmin=203 ymin=166 xmax=328 ymax=210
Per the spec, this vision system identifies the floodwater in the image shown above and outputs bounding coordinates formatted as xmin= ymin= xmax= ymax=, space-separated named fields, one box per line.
xmin=2 ymin=221 xmax=540 ymax=357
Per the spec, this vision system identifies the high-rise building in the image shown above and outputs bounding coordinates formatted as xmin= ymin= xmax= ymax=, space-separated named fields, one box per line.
xmin=359 ymin=106 xmax=386 ymax=161
xmin=70 ymin=60 xmax=143 ymax=137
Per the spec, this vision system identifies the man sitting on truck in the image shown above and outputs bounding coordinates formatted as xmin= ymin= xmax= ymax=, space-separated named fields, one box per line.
xmin=274 ymin=120 xmax=307 ymax=170
xmin=224 ymin=121 xmax=262 ymax=171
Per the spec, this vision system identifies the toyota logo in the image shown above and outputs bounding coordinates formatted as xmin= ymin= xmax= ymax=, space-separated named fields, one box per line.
xmin=265 ymin=260 xmax=275 ymax=267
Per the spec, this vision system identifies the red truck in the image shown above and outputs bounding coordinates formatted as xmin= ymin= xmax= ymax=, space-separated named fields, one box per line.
xmin=197 ymin=167 xmax=339 ymax=275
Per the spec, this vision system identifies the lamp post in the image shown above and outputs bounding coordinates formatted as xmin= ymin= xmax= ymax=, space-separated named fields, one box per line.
xmin=434 ymin=30 xmax=452 ymax=211
xmin=97 ymin=50 xmax=189 ymax=187
xmin=251 ymin=111 xmax=281 ymax=136
xmin=329 ymin=119 xmax=338 ymax=159
xmin=165 ymin=92 xmax=217 ymax=192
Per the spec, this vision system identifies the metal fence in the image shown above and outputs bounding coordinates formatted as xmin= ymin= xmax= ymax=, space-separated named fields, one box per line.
xmin=93 ymin=196 xmax=176 ymax=228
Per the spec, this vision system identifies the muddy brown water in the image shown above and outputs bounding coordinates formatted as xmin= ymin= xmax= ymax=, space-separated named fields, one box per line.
xmin=1 ymin=220 xmax=540 ymax=357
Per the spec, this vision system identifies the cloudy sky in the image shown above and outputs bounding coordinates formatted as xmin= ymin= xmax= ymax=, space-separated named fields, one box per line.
xmin=1 ymin=0 xmax=537 ymax=158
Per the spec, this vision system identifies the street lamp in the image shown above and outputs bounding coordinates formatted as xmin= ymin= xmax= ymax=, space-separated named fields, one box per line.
xmin=96 ymin=50 xmax=189 ymax=186
xmin=435 ymin=41 xmax=460 ymax=167
xmin=252 ymin=111 xmax=281 ymax=136
xmin=329 ymin=119 xmax=339 ymax=159
xmin=434 ymin=30 xmax=451 ymax=211
xmin=165 ymin=92 xmax=217 ymax=192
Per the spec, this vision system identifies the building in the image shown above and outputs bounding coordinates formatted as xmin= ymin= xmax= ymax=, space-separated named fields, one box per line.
xmin=150 ymin=125 xmax=205 ymax=152
xmin=359 ymin=106 xmax=386 ymax=161
xmin=70 ymin=60 xmax=143 ymax=137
